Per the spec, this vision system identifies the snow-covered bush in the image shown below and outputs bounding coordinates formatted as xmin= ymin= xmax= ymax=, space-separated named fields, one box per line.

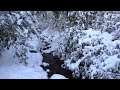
xmin=0 ymin=11 xmax=42 ymax=64
xmin=66 ymin=11 xmax=97 ymax=29
xmin=0 ymin=12 xmax=17 ymax=56
xmin=50 ymin=11 xmax=120 ymax=79
xmin=53 ymin=26 xmax=120 ymax=79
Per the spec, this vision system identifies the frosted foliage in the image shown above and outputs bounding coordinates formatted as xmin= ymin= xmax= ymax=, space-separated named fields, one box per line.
xmin=53 ymin=26 xmax=120 ymax=79
xmin=1 ymin=11 xmax=120 ymax=79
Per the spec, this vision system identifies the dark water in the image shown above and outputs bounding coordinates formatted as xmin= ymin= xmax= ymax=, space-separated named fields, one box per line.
xmin=41 ymin=53 xmax=74 ymax=79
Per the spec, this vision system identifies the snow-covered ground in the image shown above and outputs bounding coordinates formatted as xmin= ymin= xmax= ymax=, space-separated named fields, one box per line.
xmin=0 ymin=46 xmax=48 ymax=79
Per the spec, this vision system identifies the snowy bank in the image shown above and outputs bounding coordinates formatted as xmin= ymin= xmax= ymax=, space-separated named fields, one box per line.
xmin=0 ymin=46 xmax=48 ymax=79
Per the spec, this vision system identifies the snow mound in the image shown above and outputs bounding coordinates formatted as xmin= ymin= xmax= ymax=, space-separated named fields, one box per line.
xmin=50 ymin=74 xmax=68 ymax=79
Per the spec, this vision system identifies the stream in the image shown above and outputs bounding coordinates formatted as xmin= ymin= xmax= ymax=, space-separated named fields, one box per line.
xmin=41 ymin=53 xmax=74 ymax=79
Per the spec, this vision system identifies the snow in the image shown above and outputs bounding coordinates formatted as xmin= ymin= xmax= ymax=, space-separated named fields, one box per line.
xmin=0 ymin=46 xmax=48 ymax=79
xmin=85 ymin=28 xmax=101 ymax=36
xmin=50 ymin=74 xmax=68 ymax=79
xmin=24 ymin=29 xmax=28 ymax=34
xmin=42 ymin=49 xmax=52 ymax=53
xmin=17 ymin=19 xmax=23 ymax=25
xmin=0 ymin=64 xmax=47 ymax=79
xmin=41 ymin=28 xmax=62 ymax=53
xmin=26 ymin=52 xmax=43 ymax=67
xmin=20 ymin=11 xmax=25 ymax=15
xmin=27 ymin=11 xmax=32 ymax=15
xmin=0 ymin=33 xmax=48 ymax=79
xmin=13 ymin=13 xmax=20 ymax=20
xmin=103 ymin=55 xmax=120 ymax=70
xmin=42 ymin=62 xmax=49 ymax=67
xmin=68 ymin=52 xmax=91 ymax=71
xmin=63 ymin=27 xmax=120 ymax=78
xmin=25 ymin=17 xmax=33 ymax=25
xmin=26 ymin=35 xmax=43 ymax=67
xmin=46 ymin=69 xmax=50 ymax=72
xmin=89 ymin=65 xmax=98 ymax=79
xmin=1 ymin=11 xmax=120 ymax=79
xmin=1 ymin=20 xmax=5 ymax=24
xmin=115 ymin=22 xmax=120 ymax=26
xmin=27 ymin=35 xmax=39 ymax=51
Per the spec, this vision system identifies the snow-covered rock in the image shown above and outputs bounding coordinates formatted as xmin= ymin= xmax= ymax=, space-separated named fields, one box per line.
xmin=50 ymin=74 xmax=68 ymax=79
xmin=42 ymin=62 xmax=49 ymax=67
